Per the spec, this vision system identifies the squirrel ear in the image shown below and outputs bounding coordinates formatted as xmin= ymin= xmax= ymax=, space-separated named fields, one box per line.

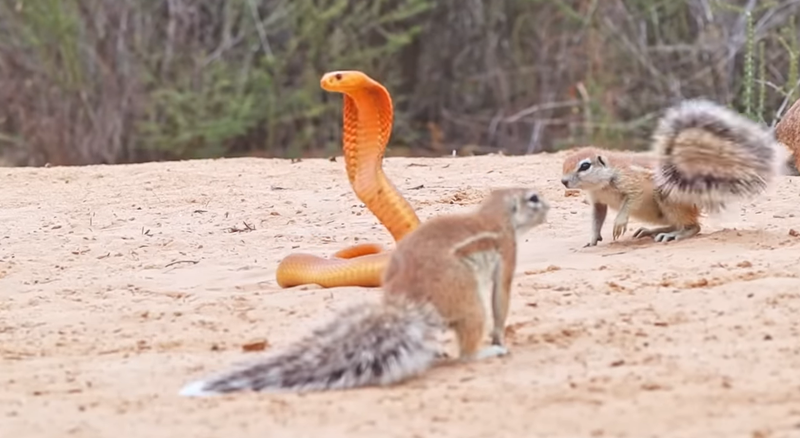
xmin=597 ymin=155 xmax=607 ymax=166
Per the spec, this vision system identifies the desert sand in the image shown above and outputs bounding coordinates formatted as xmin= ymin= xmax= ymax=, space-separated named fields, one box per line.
xmin=2 ymin=151 xmax=800 ymax=438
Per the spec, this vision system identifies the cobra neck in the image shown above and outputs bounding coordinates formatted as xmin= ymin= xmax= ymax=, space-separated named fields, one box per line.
xmin=346 ymin=88 xmax=393 ymax=183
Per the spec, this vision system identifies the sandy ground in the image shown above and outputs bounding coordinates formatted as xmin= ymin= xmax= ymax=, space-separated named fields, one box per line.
xmin=1 ymin=151 xmax=800 ymax=438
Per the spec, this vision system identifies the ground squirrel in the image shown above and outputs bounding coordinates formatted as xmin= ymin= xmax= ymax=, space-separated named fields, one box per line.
xmin=561 ymin=99 xmax=788 ymax=247
xmin=179 ymin=187 xmax=549 ymax=396
xmin=774 ymin=97 xmax=800 ymax=175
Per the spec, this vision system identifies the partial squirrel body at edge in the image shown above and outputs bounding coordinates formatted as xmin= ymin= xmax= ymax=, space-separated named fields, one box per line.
xmin=179 ymin=187 xmax=550 ymax=397
xmin=774 ymin=96 xmax=800 ymax=175
xmin=560 ymin=98 xmax=788 ymax=247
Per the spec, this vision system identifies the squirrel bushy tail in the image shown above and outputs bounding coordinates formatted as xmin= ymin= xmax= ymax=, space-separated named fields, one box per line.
xmin=651 ymin=99 xmax=788 ymax=212
xmin=179 ymin=295 xmax=445 ymax=397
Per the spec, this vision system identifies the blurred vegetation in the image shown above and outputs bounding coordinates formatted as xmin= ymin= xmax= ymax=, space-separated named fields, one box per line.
xmin=0 ymin=0 xmax=798 ymax=166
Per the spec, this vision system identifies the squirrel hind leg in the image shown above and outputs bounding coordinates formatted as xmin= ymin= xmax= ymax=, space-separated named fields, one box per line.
xmin=633 ymin=225 xmax=676 ymax=239
xmin=634 ymin=200 xmax=701 ymax=242
xmin=631 ymin=225 xmax=700 ymax=242
xmin=787 ymin=152 xmax=800 ymax=176
xmin=451 ymin=311 xmax=505 ymax=363
xmin=652 ymin=225 xmax=700 ymax=242
xmin=632 ymin=224 xmax=701 ymax=243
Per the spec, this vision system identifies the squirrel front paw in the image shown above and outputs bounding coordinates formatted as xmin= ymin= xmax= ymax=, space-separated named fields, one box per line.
xmin=612 ymin=216 xmax=628 ymax=240
xmin=584 ymin=234 xmax=603 ymax=247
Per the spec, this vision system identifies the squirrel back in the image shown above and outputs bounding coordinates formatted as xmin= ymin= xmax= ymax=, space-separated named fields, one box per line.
xmin=651 ymin=99 xmax=788 ymax=212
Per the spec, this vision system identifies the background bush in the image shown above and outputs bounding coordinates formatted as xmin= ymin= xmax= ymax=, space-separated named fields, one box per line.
xmin=0 ymin=0 xmax=798 ymax=166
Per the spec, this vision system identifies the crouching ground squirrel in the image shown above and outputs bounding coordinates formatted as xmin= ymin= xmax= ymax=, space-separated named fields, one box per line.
xmin=561 ymin=99 xmax=788 ymax=247
xmin=179 ymin=187 xmax=549 ymax=396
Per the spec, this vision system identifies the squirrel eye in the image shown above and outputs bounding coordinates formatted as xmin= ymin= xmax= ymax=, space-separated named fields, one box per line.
xmin=527 ymin=194 xmax=539 ymax=204
xmin=578 ymin=162 xmax=591 ymax=171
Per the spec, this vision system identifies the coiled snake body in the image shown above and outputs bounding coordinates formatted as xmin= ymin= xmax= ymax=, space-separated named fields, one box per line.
xmin=275 ymin=71 xmax=420 ymax=288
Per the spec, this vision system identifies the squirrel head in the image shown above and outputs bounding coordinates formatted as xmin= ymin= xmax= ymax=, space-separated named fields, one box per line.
xmin=480 ymin=187 xmax=550 ymax=236
xmin=560 ymin=147 xmax=616 ymax=190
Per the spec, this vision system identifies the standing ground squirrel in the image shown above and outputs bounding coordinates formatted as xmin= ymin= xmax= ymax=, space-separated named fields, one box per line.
xmin=179 ymin=187 xmax=549 ymax=396
xmin=774 ymin=97 xmax=800 ymax=175
xmin=561 ymin=99 xmax=788 ymax=247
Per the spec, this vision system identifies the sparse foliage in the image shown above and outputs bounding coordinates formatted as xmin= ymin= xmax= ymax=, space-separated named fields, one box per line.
xmin=0 ymin=0 xmax=798 ymax=166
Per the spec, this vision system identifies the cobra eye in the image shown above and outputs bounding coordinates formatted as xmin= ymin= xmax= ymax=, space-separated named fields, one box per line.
xmin=335 ymin=73 xmax=342 ymax=80
xmin=578 ymin=162 xmax=591 ymax=171
xmin=528 ymin=194 xmax=539 ymax=204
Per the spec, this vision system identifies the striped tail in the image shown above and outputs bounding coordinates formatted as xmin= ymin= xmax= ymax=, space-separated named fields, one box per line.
xmin=179 ymin=296 xmax=444 ymax=396
xmin=652 ymin=99 xmax=787 ymax=212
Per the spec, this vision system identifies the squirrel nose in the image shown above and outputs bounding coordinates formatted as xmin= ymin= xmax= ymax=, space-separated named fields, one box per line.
xmin=560 ymin=177 xmax=569 ymax=188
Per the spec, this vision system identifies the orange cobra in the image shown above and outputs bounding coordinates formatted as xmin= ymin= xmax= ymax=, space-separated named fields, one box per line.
xmin=274 ymin=70 xmax=421 ymax=288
